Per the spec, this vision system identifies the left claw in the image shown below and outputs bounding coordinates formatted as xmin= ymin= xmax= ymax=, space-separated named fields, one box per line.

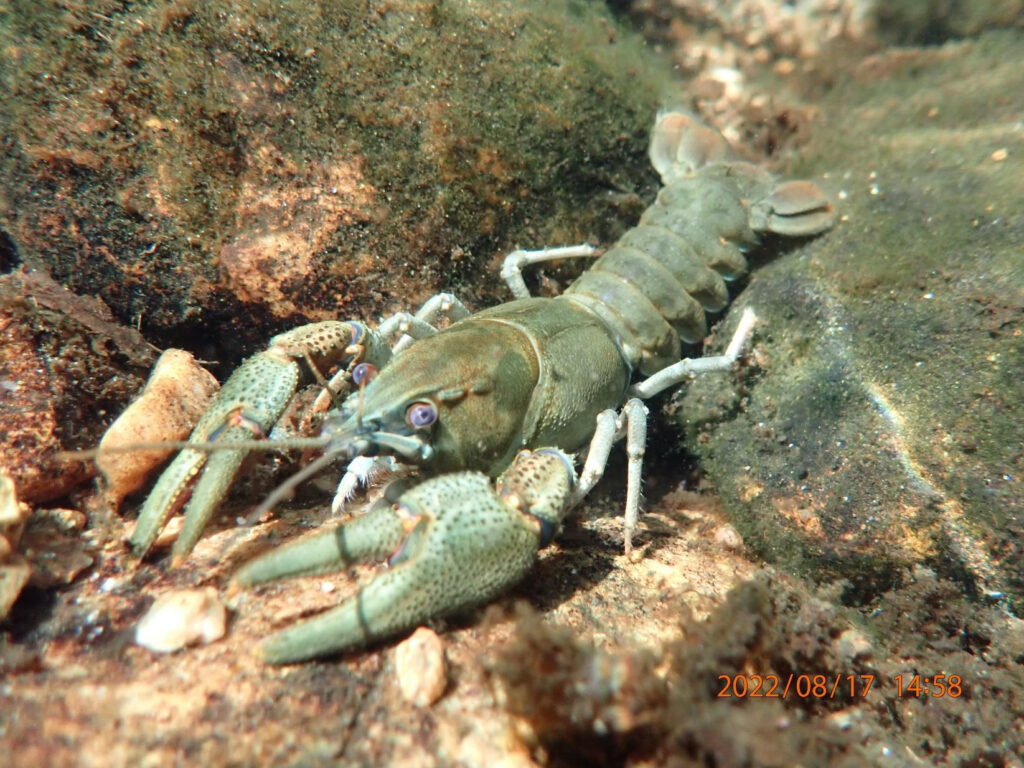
xmin=231 ymin=448 xmax=576 ymax=664
xmin=129 ymin=321 xmax=390 ymax=563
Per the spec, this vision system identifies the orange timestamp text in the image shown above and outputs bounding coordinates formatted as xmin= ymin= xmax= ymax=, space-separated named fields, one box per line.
xmin=716 ymin=673 xmax=964 ymax=699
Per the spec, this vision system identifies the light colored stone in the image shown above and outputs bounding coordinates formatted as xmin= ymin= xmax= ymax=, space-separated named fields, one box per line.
xmin=151 ymin=515 xmax=185 ymax=550
xmin=835 ymin=628 xmax=873 ymax=662
xmin=135 ymin=587 xmax=227 ymax=654
xmin=0 ymin=468 xmax=30 ymax=546
xmin=0 ymin=562 xmax=31 ymax=620
xmin=395 ymin=627 xmax=447 ymax=707
xmin=0 ymin=468 xmax=32 ymax=619
xmin=714 ymin=523 xmax=744 ymax=552
xmin=97 ymin=349 xmax=219 ymax=510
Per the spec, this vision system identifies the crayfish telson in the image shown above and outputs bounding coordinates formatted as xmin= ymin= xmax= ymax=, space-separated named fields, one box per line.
xmin=115 ymin=111 xmax=835 ymax=662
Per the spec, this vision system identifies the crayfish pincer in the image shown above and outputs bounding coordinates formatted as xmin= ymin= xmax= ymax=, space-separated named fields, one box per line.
xmin=105 ymin=110 xmax=834 ymax=662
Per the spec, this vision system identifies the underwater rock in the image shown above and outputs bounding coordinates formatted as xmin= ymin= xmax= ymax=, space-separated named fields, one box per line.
xmin=97 ymin=349 xmax=219 ymax=510
xmin=0 ymin=469 xmax=31 ymax=620
xmin=394 ymin=626 xmax=447 ymax=707
xmin=0 ymin=0 xmax=665 ymax=362
xmin=874 ymin=0 xmax=1024 ymax=45
xmin=676 ymin=31 xmax=1024 ymax=610
xmin=135 ymin=587 xmax=227 ymax=654
xmin=19 ymin=507 xmax=94 ymax=591
xmin=491 ymin=604 xmax=668 ymax=764
xmin=0 ymin=270 xmax=153 ymax=503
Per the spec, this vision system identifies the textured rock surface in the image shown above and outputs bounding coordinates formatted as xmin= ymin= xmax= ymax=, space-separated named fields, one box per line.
xmin=676 ymin=31 xmax=1024 ymax=610
xmin=97 ymin=349 xmax=219 ymax=510
xmin=1 ymin=0 xmax=666 ymax=366
xmin=0 ymin=270 xmax=153 ymax=503
xmin=1 ymin=6 xmax=1022 ymax=768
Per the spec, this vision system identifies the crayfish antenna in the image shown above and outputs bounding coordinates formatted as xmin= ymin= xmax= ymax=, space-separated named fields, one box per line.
xmin=60 ymin=436 xmax=336 ymax=462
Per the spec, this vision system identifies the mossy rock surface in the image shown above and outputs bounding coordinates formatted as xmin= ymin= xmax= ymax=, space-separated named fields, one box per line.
xmin=0 ymin=0 xmax=665 ymax=363
xmin=676 ymin=31 xmax=1023 ymax=610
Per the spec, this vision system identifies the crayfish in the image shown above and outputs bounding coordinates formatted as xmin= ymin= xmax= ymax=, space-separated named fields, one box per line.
xmin=110 ymin=111 xmax=835 ymax=663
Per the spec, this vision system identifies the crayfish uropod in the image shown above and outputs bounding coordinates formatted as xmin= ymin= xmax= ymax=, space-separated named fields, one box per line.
xmin=117 ymin=111 xmax=834 ymax=662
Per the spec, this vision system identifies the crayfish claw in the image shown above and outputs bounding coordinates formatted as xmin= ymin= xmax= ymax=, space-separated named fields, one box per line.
xmin=129 ymin=447 xmax=207 ymax=559
xmin=231 ymin=500 xmax=407 ymax=589
xmin=169 ymin=438 xmax=251 ymax=565
xmin=128 ymin=349 xmax=302 ymax=560
xmin=240 ymin=456 xmax=575 ymax=664
xmin=127 ymin=320 xmax=390 ymax=562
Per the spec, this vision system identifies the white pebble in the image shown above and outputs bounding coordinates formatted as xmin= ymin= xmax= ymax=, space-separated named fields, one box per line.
xmin=395 ymin=627 xmax=447 ymax=707
xmin=714 ymin=523 xmax=744 ymax=551
xmin=836 ymin=628 xmax=873 ymax=662
xmin=135 ymin=587 xmax=227 ymax=653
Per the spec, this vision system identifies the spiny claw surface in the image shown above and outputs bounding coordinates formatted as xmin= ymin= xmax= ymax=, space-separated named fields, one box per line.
xmin=130 ymin=321 xmax=384 ymax=561
xmin=233 ymin=449 xmax=575 ymax=664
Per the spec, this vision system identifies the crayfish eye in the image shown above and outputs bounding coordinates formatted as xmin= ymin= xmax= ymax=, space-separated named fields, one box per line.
xmin=405 ymin=401 xmax=437 ymax=429
xmin=352 ymin=362 xmax=378 ymax=386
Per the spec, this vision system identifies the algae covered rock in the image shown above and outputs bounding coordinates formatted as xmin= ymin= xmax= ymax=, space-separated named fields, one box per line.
xmin=0 ymin=270 xmax=153 ymax=503
xmin=676 ymin=31 xmax=1023 ymax=610
xmin=0 ymin=0 xmax=666 ymax=361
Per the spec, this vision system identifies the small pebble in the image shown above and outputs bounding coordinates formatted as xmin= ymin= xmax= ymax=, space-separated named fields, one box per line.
xmin=835 ymin=628 xmax=873 ymax=662
xmin=0 ymin=468 xmax=30 ymax=544
xmin=151 ymin=515 xmax=185 ymax=550
xmin=714 ymin=523 xmax=744 ymax=552
xmin=0 ymin=468 xmax=32 ymax=620
xmin=135 ymin=587 xmax=227 ymax=654
xmin=395 ymin=627 xmax=447 ymax=707
xmin=99 ymin=576 xmax=125 ymax=594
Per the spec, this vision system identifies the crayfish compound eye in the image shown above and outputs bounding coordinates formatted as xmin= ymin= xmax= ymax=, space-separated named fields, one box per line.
xmin=405 ymin=401 xmax=438 ymax=428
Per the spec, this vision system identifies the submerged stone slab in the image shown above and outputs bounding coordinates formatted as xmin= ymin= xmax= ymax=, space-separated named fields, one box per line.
xmin=0 ymin=0 xmax=665 ymax=361
xmin=676 ymin=31 xmax=1023 ymax=611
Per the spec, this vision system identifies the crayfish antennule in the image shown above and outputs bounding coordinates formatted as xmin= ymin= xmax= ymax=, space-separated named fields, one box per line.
xmin=249 ymin=447 xmax=346 ymax=522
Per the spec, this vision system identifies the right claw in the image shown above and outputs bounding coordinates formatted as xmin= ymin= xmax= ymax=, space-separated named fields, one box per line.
xmin=231 ymin=449 xmax=576 ymax=664
xmin=129 ymin=320 xmax=390 ymax=563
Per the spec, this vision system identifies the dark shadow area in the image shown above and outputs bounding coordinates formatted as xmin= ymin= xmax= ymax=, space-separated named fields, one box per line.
xmin=3 ymin=586 xmax=59 ymax=644
xmin=0 ymin=229 xmax=19 ymax=274
xmin=511 ymin=525 xmax=619 ymax=614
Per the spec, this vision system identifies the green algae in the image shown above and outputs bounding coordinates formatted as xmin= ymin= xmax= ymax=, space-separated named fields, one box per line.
xmin=0 ymin=0 xmax=669 ymax=358
xmin=676 ymin=30 xmax=1024 ymax=611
